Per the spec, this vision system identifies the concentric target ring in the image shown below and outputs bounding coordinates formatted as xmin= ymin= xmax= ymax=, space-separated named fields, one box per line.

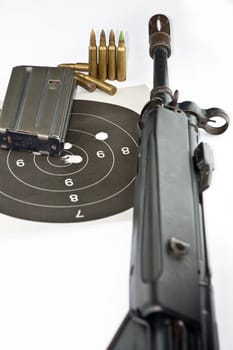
xmin=33 ymin=143 xmax=90 ymax=176
xmin=46 ymin=150 xmax=73 ymax=168
xmin=6 ymin=134 xmax=115 ymax=192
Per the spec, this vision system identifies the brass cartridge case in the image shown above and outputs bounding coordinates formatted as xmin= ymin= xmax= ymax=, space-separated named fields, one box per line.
xmin=89 ymin=29 xmax=97 ymax=78
xmin=107 ymin=30 xmax=116 ymax=80
xmin=76 ymin=73 xmax=117 ymax=96
xmin=74 ymin=74 xmax=96 ymax=92
xmin=117 ymin=31 xmax=126 ymax=81
xmin=98 ymin=30 xmax=107 ymax=80
xmin=58 ymin=63 xmax=89 ymax=72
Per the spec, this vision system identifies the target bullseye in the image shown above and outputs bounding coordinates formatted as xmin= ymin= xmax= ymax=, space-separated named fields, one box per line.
xmin=62 ymin=155 xmax=83 ymax=164
xmin=47 ymin=151 xmax=73 ymax=168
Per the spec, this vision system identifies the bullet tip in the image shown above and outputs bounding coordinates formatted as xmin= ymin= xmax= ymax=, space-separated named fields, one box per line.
xmin=100 ymin=29 xmax=106 ymax=45
xmin=90 ymin=29 xmax=96 ymax=45
xmin=109 ymin=30 xmax=115 ymax=45
xmin=119 ymin=30 xmax=125 ymax=42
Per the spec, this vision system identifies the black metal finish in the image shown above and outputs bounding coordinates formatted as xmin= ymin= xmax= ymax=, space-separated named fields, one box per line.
xmin=106 ymin=13 xmax=229 ymax=350
xmin=149 ymin=14 xmax=172 ymax=104
xmin=153 ymin=47 xmax=169 ymax=89
xmin=151 ymin=47 xmax=172 ymax=104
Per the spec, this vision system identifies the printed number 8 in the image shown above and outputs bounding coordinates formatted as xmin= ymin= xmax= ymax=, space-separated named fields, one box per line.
xmin=121 ymin=147 xmax=130 ymax=155
xmin=69 ymin=194 xmax=79 ymax=202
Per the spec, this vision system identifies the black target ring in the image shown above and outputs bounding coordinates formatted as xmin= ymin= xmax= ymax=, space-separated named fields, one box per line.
xmin=0 ymin=100 xmax=139 ymax=222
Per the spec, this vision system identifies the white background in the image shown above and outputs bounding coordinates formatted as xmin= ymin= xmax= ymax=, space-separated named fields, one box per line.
xmin=0 ymin=0 xmax=233 ymax=349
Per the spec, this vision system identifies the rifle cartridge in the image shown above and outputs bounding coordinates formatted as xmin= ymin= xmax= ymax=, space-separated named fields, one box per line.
xmin=107 ymin=30 xmax=116 ymax=80
xmin=88 ymin=29 xmax=97 ymax=78
xmin=58 ymin=63 xmax=89 ymax=72
xmin=98 ymin=30 xmax=107 ymax=80
xmin=117 ymin=31 xmax=126 ymax=81
xmin=76 ymin=73 xmax=116 ymax=95
xmin=73 ymin=73 xmax=96 ymax=92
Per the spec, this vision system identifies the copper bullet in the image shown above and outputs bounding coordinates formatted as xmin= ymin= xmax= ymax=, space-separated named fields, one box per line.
xmin=98 ymin=29 xmax=107 ymax=80
xmin=76 ymin=73 xmax=117 ymax=95
xmin=107 ymin=30 xmax=116 ymax=80
xmin=89 ymin=29 xmax=97 ymax=78
xmin=74 ymin=74 xmax=96 ymax=92
xmin=117 ymin=31 xmax=126 ymax=81
xmin=58 ymin=63 xmax=89 ymax=72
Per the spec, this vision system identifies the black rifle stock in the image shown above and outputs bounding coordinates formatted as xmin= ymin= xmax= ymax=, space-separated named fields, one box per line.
xmin=106 ymin=14 xmax=229 ymax=350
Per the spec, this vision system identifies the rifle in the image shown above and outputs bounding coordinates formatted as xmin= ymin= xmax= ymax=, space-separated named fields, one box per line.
xmin=106 ymin=14 xmax=229 ymax=350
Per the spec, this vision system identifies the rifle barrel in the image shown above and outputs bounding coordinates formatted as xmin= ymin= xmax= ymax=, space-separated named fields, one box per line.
xmin=149 ymin=14 xmax=172 ymax=104
xmin=152 ymin=47 xmax=171 ymax=103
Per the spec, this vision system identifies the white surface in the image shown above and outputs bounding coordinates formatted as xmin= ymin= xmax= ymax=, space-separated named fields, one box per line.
xmin=0 ymin=1 xmax=232 ymax=349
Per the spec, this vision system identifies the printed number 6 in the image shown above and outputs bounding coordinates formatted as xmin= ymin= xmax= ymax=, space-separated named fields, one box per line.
xmin=65 ymin=178 xmax=74 ymax=187
xmin=16 ymin=159 xmax=25 ymax=167
xmin=96 ymin=150 xmax=105 ymax=158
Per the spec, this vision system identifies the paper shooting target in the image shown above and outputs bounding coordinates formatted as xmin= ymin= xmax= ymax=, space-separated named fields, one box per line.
xmin=0 ymin=100 xmax=139 ymax=222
